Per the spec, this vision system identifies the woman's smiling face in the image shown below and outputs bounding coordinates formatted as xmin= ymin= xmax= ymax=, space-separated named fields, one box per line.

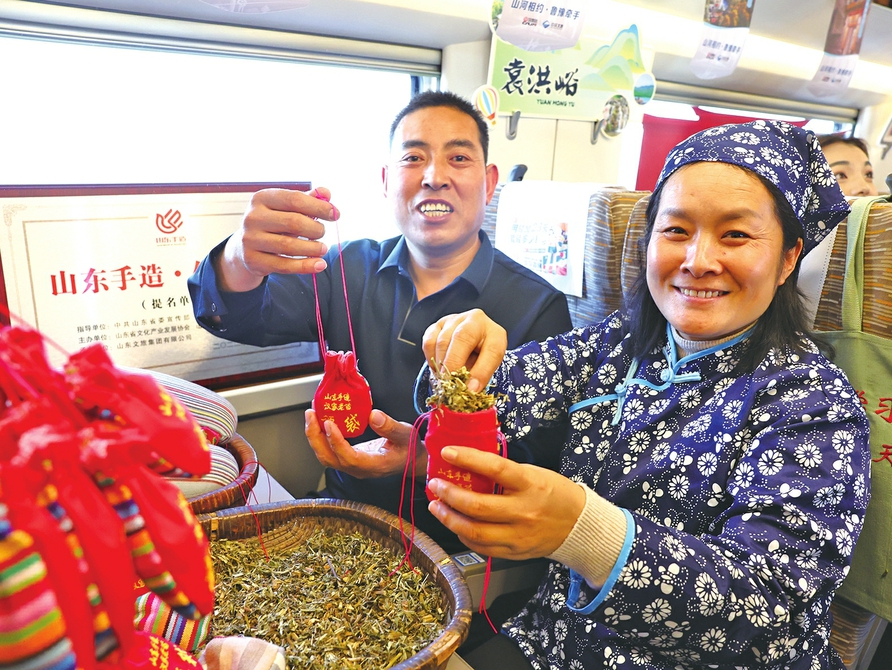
xmin=646 ymin=162 xmax=803 ymax=341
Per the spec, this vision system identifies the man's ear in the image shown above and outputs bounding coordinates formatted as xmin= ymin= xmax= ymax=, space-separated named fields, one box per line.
xmin=485 ymin=163 xmax=499 ymax=204
xmin=382 ymin=165 xmax=389 ymax=199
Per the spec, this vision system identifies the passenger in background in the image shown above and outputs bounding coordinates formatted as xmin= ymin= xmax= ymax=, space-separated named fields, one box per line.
xmin=187 ymin=90 xmax=572 ymax=552
xmin=818 ymin=134 xmax=879 ymax=196
xmin=421 ymin=121 xmax=869 ymax=669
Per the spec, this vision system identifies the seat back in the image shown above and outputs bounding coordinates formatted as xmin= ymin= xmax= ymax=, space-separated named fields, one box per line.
xmin=813 ymin=198 xmax=892 ymax=335
xmin=620 ymin=194 xmax=651 ymax=303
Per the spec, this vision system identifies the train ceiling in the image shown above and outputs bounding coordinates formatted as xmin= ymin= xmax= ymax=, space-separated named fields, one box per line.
xmin=18 ymin=0 xmax=892 ymax=109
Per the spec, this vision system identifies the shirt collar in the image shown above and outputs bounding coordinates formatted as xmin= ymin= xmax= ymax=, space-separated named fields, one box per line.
xmin=378 ymin=230 xmax=494 ymax=296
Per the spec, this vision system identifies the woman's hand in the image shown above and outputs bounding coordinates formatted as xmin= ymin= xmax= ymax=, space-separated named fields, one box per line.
xmin=422 ymin=309 xmax=507 ymax=392
xmin=304 ymin=408 xmax=424 ymax=479
xmin=427 ymin=446 xmax=585 ymax=560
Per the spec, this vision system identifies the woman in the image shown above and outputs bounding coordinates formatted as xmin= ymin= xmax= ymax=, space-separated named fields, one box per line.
xmin=817 ymin=134 xmax=879 ymax=196
xmin=422 ymin=120 xmax=870 ymax=669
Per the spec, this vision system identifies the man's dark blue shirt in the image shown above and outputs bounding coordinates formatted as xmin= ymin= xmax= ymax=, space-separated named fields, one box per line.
xmin=188 ymin=231 xmax=572 ymax=551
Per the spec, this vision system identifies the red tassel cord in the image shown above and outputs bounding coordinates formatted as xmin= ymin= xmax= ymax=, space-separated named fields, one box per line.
xmin=310 ymin=191 xmax=373 ymax=439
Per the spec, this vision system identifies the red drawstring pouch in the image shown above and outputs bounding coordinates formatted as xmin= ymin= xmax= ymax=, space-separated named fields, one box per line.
xmin=0 ymin=464 xmax=97 ymax=670
xmin=0 ymin=502 xmax=78 ymax=670
xmin=34 ymin=479 xmax=121 ymax=662
xmin=312 ymin=351 xmax=373 ymax=438
xmin=120 ymin=631 xmax=201 ymax=670
xmin=0 ymin=396 xmax=70 ymax=461
xmin=63 ymin=344 xmax=210 ymax=476
xmin=80 ymin=425 xmax=214 ymax=620
xmin=424 ymin=405 xmax=503 ymax=502
xmin=398 ymin=366 xmax=506 ymax=631
xmin=0 ymin=326 xmax=86 ymax=428
xmin=17 ymin=424 xmax=137 ymax=659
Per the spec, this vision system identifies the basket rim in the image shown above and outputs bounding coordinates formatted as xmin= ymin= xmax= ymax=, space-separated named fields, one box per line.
xmin=199 ymin=498 xmax=473 ymax=670
xmin=186 ymin=433 xmax=259 ymax=514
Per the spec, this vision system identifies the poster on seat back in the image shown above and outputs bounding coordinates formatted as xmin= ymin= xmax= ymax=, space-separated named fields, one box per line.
xmin=493 ymin=181 xmax=595 ymax=297
xmin=0 ymin=184 xmax=321 ymax=389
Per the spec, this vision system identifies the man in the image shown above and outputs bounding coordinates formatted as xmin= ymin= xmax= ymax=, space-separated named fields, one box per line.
xmin=188 ymin=90 xmax=571 ymax=551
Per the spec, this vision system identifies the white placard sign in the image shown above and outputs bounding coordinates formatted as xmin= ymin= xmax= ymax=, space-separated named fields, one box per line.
xmin=0 ymin=185 xmax=320 ymax=386
xmin=494 ymin=181 xmax=597 ymax=297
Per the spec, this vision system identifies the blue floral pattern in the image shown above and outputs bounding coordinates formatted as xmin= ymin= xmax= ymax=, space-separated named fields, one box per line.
xmin=494 ymin=314 xmax=870 ymax=669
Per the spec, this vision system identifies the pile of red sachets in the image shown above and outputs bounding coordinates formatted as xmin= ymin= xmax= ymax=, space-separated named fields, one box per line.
xmin=0 ymin=325 xmax=213 ymax=670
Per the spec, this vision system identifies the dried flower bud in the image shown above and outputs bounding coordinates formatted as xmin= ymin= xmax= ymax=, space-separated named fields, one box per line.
xmin=426 ymin=359 xmax=501 ymax=413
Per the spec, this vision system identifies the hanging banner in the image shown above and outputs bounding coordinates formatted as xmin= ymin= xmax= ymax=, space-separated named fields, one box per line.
xmin=690 ymin=0 xmax=756 ymax=80
xmin=809 ymin=0 xmax=872 ymax=97
xmin=490 ymin=0 xmax=588 ymax=52
xmin=488 ymin=24 xmax=652 ymax=122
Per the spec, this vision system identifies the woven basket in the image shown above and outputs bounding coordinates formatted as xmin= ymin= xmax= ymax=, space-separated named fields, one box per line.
xmin=187 ymin=434 xmax=259 ymax=515
xmin=197 ymin=499 xmax=473 ymax=670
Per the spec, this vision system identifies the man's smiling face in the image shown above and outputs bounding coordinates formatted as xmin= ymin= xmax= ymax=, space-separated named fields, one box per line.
xmin=383 ymin=105 xmax=497 ymax=262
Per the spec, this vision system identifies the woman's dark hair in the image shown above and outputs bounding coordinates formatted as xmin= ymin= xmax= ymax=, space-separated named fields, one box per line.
xmin=623 ymin=163 xmax=830 ymax=374
xmin=817 ymin=134 xmax=871 ymax=160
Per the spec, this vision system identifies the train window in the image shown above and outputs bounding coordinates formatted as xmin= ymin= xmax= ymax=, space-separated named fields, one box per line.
xmin=0 ymin=35 xmax=416 ymax=242
xmin=636 ymin=100 xmax=855 ymax=191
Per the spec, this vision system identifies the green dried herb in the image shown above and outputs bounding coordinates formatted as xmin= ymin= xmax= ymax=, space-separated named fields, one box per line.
xmin=426 ymin=359 xmax=501 ymax=413
xmin=207 ymin=526 xmax=446 ymax=670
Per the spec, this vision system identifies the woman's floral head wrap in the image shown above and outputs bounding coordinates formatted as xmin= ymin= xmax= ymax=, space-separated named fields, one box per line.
xmin=655 ymin=119 xmax=850 ymax=256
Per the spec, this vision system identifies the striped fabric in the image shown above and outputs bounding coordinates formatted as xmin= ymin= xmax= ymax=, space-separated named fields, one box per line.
xmin=619 ymin=194 xmax=651 ymax=302
xmin=135 ymin=369 xmax=238 ymax=445
xmin=167 ymin=445 xmax=239 ymax=498
xmin=133 ymin=592 xmax=211 ymax=654
xmin=813 ymin=199 xmax=892 ymax=336
xmin=90 ymin=472 xmax=199 ymax=621
xmin=36 ymin=484 xmax=118 ymax=661
xmin=0 ymin=507 xmax=77 ymax=670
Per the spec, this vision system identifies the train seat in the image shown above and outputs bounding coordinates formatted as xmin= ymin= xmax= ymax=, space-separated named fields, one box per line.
xmin=482 ymin=182 xmax=651 ymax=328
xmin=813 ymin=198 xmax=892 ymax=335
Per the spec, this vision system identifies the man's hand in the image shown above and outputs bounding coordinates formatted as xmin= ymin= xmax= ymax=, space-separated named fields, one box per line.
xmin=304 ymin=408 xmax=425 ymax=479
xmin=427 ymin=446 xmax=585 ymax=560
xmin=422 ymin=309 xmax=507 ymax=393
xmin=215 ymin=187 xmax=339 ymax=293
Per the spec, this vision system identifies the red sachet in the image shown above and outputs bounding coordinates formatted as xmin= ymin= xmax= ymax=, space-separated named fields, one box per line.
xmin=424 ymin=406 xmax=503 ymax=502
xmin=312 ymin=350 xmax=373 ymax=438
xmin=0 ymin=397 xmax=71 ymax=461
xmin=64 ymin=344 xmax=210 ymax=476
xmin=17 ymin=424 xmax=136 ymax=658
xmin=0 ymin=463 xmax=97 ymax=670
xmin=120 ymin=632 xmax=201 ymax=670
xmin=0 ymin=504 xmax=77 ymax=670
xmin=80 ymin=425 xmax=214 ymax=620
xmin=0 ymin=326 xmax=86 ymax=428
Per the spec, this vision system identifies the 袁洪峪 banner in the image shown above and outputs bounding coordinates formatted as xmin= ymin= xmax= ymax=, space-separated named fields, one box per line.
xmin=488 ymin=25 xmax=652 ymax=122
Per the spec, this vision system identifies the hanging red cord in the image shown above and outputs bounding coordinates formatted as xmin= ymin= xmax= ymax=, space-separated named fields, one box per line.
xmin=310 ymin=191 xmax=373 ymax=439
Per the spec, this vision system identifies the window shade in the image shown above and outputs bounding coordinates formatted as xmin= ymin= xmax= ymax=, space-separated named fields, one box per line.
xmin=0 ymin=0 xmax=441 ymax=75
